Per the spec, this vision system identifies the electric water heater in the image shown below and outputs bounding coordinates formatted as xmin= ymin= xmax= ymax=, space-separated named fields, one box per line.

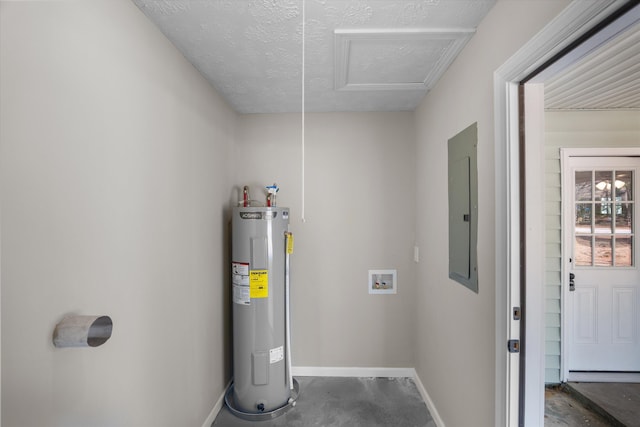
xmin=231 ymin=206 xmax=292 ymax=413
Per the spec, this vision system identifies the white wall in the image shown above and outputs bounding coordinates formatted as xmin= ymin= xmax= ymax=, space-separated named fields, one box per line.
xmin=544 ymin=110 xmax=640 ymax=384
xmin=0 ymin=1 xmax=236 ymax=426
xmin=236 ymin=112 xmax=417 ymax=368
xmin=413 ymin=1 xmax=569 ymax=426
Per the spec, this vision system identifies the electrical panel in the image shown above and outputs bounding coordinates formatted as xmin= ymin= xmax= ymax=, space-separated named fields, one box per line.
xmin=448 ymin=122 xmax=478 ymax=293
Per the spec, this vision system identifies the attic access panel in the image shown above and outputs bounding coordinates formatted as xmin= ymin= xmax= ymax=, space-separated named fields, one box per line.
xmin=334 ymin=29 xmax=476 ymax=92
xmin=448 ymin=122 xmax=478 ymax=293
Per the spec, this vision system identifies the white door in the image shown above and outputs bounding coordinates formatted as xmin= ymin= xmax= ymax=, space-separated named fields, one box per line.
xmin=565 ymin=156 xmax=640 ymax=375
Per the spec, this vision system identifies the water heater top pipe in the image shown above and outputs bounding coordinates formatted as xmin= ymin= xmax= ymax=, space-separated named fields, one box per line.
xmin=266 ymin=183 xmax=279 ymax=207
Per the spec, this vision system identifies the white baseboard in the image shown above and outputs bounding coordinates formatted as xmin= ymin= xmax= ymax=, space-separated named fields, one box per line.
xmin=201 ymin=380 xmax=231 ymax=427
xmin=204 ymin=369 xmax=445 ymax=427
xmin=412 ymin=369 xmax=445 ymax=427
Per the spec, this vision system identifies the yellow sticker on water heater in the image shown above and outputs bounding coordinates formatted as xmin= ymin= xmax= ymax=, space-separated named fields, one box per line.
xmin=249 ymin=270 xmax=269 ymax=298
xmin=286 ymin=232 xmax=294 ymax=254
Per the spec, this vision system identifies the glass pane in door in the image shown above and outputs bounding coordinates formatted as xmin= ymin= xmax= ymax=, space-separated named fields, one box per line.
xmin=575 ymin=203 xmax=592 ymax=233
xmin=575 ymin=171 xmax=592 ymax=201
xmin=615 ymin=170 xmax=632 ymax=200
xmin=595 ymin=171 xmax=613 ymax=200
xmin=594 ymin=203 xmax=613 ymax=234
xmin=575 ymin=236 xmax=592 ymax=266
xmin=594 ymin=236 xmax=613 ymax=267
xmin=616 ymin=203 xmax=632 ymax=234
xmin=615 ymin=237 xmax=632 ymax=267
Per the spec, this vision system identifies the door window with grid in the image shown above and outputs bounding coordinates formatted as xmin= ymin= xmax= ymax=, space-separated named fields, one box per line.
xmin=574 ymin=169 xmax=634 ymax=267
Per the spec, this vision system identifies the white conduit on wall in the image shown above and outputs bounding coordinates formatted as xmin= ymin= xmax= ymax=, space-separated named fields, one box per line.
xmin=301 ymin=0 xmax=306 ymax=223
xmin=285 ymin=233 xmax=293 ymax=391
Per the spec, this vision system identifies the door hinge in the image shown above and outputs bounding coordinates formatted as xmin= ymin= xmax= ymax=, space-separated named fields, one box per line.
xmin=507 ymin=339 xmax=520 ymax=353
xmin=513 ymin=306 xmax=521 ymax=320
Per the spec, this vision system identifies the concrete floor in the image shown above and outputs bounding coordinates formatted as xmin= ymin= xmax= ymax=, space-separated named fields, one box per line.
xmin=545 ymin=383 xmax=640 ymax=427
xmin=545 ymin=386 xmax=612 ymax=427
xmin=567 ymin=382 xmax=640 ymax=427
xmin=212 ymin=377 xmax=436 ymax=427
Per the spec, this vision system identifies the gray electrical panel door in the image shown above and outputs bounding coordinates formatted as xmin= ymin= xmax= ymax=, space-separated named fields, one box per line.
xmin=448 ymin=123 xmax=478 ymax=293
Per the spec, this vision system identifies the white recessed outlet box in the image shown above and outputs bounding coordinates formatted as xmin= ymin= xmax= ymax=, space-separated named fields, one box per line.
xmin=368 ymin=269 xmax=397 ymax=295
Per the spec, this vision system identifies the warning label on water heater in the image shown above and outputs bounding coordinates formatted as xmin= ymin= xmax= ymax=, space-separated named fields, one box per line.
xmin=270 ymin=346 xmax=284 ymax=364
xmin=250 ymin=270 xmax=269 ymax=299
xmin=232 ymin=262 xmax=250 ymax=305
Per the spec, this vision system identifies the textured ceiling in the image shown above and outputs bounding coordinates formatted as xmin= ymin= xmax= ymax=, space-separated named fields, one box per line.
xmin=544 ymin=4 xmax=640 ymax=111
xmin=131 ymin=0 xmax=496 ymax=113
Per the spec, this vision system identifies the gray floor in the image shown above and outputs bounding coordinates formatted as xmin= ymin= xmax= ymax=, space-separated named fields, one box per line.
xmin=212 ymin=377 xmax=436 ymax=427
xmin=545 ymin=382 xmax=640 ymax=427
xmin=567 ymin=382 xmax=640 ymax=427
xmin=545 ymin=385 xmax=612 ymax=427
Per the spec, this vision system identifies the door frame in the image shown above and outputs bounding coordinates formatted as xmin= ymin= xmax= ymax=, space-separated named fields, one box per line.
xmin=493 ymin=1 xmax=628 ymax=426
xmin=560 ymin=147 xmax=640 ymax=382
